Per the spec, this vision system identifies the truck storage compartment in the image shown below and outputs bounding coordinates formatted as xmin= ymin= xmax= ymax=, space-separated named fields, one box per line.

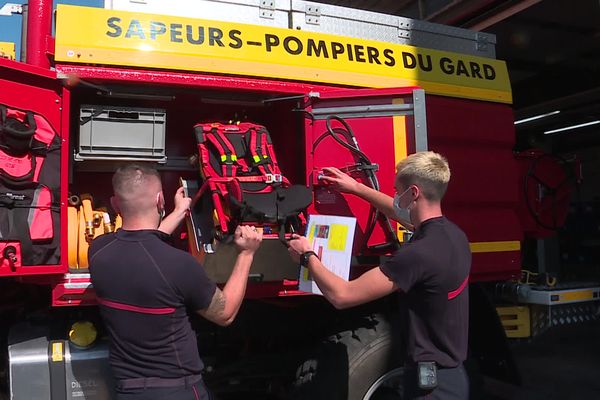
xmin=69 ymin=86 xmax=311 ymax=285
xmin=67 ymin=83 xmax=429 ymax=286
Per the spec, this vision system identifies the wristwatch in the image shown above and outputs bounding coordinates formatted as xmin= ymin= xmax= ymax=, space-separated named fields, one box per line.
xmin=300 ymin=251 xmax=318 ymax=267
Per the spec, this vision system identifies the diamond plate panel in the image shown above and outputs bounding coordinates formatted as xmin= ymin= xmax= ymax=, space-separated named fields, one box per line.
xmin=531 ymin=302 xmax=600 ymax=337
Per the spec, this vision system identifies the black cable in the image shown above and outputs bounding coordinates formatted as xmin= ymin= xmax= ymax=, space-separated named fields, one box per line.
xmin=322 ymin=115 xmax=399 ymax=251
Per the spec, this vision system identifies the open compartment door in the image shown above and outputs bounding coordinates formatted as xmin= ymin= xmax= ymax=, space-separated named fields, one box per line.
xmin=0 ymin=59 xmax=67 ymax=276
xmin=304 ymin=87 xmax=427 ymax=255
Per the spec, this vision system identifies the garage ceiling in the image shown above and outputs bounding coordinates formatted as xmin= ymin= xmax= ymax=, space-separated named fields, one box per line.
xmin=315 ymin=0 xmax=600 ymax=152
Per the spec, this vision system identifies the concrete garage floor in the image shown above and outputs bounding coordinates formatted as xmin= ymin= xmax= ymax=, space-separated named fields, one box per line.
xmin=484 ymin=320 xmax=600 ymax=400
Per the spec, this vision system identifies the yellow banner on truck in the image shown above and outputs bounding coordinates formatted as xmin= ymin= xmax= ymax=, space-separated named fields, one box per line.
xmin=0 ymin=42 xmax=16 ymax=60
xmin=55 ymin=5 xmax=512 ymax=103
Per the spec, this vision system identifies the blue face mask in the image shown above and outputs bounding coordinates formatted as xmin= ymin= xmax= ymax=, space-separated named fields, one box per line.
xmin=393 ymin=187 xmax=413 ymax=224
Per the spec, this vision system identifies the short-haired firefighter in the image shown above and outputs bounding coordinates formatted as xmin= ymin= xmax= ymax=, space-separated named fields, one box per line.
xmin=288 ymin=151 xmax=471 ymax=400
xmin=89 ymin=164 xmax=262 ymax=399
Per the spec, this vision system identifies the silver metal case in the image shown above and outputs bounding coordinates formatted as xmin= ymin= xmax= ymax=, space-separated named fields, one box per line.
xmin=9 ymin=327 xmax=114 ymax=400
xmin=105 ymin=0 xmax=497 ymax=58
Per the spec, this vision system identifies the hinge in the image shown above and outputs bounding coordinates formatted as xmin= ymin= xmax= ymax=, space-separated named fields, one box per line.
xmin=398 ymin=19 xmax=411 ymax=40
xmin=260 ymin=0 xmax=275 ymax=20
xmin=476 ymin=33 xmax=488 ymax=52
xmin=0 ymin=3 xmax=22 ymax=15
xmin=305 ymin=4 xmax=321 ymax=25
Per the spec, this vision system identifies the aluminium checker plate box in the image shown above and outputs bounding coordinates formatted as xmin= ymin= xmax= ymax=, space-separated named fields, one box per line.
xmin=530 ymin=302 xmax=600 ymax=337
xmin=104 ymin=0 xmax=496 ymax=58
xmin=519 ymin=286 xmax=600 ymax=336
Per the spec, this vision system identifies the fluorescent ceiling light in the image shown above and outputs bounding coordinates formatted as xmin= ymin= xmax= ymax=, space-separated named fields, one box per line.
xmin=544 ymin=120 xmax=600 ymax=135
xmin=514 ymin=110 xmax=560 ymax=125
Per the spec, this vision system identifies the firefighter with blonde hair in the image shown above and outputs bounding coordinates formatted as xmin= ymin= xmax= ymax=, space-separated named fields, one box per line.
xmin=288 ymin=151 xmax=471 ymax=399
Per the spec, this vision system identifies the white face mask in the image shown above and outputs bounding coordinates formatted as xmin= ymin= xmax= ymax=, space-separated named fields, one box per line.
xmin=393 ymin=186 xmax=413 ymax=223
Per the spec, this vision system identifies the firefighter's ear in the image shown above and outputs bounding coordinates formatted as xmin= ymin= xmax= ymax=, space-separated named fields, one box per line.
xmin=110 ymin=196 xmax=120 ymax=215
xmin=411 ymin=185 xmax=421 ymax=202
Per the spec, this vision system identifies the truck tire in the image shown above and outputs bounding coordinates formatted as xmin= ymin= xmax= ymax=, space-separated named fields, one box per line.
xmin=290 ymin=314 xmax=404 ymax=400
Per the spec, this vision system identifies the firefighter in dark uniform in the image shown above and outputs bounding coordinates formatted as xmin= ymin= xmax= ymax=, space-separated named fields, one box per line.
xmin=288 ymin=151 xmax=471 ymax=399
xmin=90 ymin=164 xmax=262 ymax=400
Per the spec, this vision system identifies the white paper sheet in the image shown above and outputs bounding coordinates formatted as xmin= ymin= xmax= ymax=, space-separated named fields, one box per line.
xmin=298 ymin=214 xmax=357 ymax=295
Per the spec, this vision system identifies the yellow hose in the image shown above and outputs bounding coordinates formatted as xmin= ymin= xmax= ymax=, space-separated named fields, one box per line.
xmin=77 ymin=206 xmax=89 ymax=268
xmin=67 ymin=206 xmax=79 ymax=268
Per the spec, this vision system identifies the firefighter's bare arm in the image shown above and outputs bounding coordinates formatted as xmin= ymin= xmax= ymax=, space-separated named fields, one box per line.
xmin=288 ymin=235 xmax=397 ymax=309
xmin=320 ymin=167 xmax=413 ymax=230
xmin=198 ymin=225 xmax=262 ymax=326
xmin=158 ymin=187 xmax=191 ymax=234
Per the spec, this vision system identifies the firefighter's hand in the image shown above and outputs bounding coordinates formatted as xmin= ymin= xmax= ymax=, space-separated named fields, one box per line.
xmin=320 ymin=167 xmax=360 ymax=194
xmin=287 ymin=234 xmax=312 ymax=263
xmin=173 ymin=187 xmax=191 ymax=215
xmin=234 ymin=225 xmax=263 ymax=254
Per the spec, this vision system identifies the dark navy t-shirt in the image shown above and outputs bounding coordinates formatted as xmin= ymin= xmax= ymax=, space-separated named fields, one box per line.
xmin=380 ymin=217 xmax=471 ymax=368
xmin=89 ymin=229 xmax=216 ymax=380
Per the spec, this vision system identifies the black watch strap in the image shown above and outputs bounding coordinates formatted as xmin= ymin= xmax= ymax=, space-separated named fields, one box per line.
xmin=300 ymin=251 xmax=318 ymax=267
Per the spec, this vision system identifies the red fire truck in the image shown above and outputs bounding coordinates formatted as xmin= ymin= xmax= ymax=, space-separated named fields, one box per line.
xmin=1 ymin=1 xmax=585 ymax=399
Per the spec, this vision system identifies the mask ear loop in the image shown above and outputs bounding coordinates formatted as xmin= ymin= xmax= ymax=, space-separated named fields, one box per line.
xmin=393 ymin=187 xmax=415 ymax=234
xmin=156 ymin=192 xmax=166 ymax=226
xmin=395 ymin=186 xmax=412 ymax=206
xmin=393 ymin=193 xmax=401 ymax=209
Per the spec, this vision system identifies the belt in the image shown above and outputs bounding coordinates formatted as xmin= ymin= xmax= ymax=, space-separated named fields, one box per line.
xmin=116 ymin=374 xmax=203 ymax=390
xmin=405 ymin=362 xmax=459 ymax=370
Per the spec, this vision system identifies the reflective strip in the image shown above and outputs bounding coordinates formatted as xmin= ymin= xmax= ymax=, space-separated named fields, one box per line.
xmin=220 ymin=154 xmax=237 ymax=162
xmin=469 ymin=240 xmax=520 ymax=253
xmin=32 ymin=155 xmax=43 ymax=182
xmin=28 ymin=185 xmax=53 ymax=240
xmin=96 ymin=296 xmax=176 ymax=315
xmin=260 ymin=130 xmax=268 ymax=159
xmin=559 ymin=290 xmax=594 ymax=303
